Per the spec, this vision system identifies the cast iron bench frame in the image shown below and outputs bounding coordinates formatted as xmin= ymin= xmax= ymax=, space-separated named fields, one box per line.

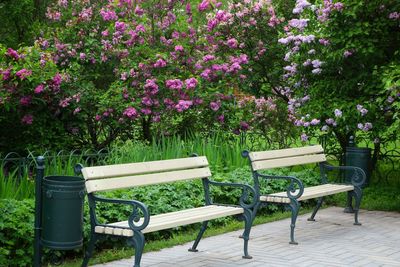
xmin=242 ymin=145 xmax=366 ymax=244
xmin=76 ymin=155 xmax=257 ymax=267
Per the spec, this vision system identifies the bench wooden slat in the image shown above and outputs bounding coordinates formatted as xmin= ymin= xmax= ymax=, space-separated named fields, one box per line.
xmin=94 ymin=205 xmax=244 ymax=236
xmin=86 ymin=167 xmax=211 ymax=193
xmin=251 ymin=154 xmax=326 ymax=171
xmin=249 ymin=145 xmax=324 ymax=162
xmin=259 ymin=184 xmax=354 ymax=203
xmin=82 ymin=156 xmax=209 ymax=180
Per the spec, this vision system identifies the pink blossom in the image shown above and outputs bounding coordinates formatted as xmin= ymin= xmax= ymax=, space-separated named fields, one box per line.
xmin=1 ymin=69 xmax=11 ymax=80
xmin=115 ymin=21 xmax=126 ymax=33
xmin=15 ymin=69 xmax=32 ymax=80
xmin=198 ymin=0 xmax=210 ymax=12
xmin=153 ymin=58 xmax=167 ymax=68
xmin=100 ymin=9 xmax=118 ymax=21
xmin=166 ymin=79 xmax=183 ymax=90
xmin=343 ymin=50 xmax=353 ymax=57
xmin=6 ymin=48 xmax=20 ymax=60
xmin=123 ymin=107 xmax=138 ymax=118
xmin=174 ymin=45 xmax=184 ymax=52
xmin=185 ymin=78 xmax=198 ymax=89
xmin=217 ymin=114 xmax=225 ymax=123
xmin=226 ymin=38 xmax=238 ymax=48
xmin=141 ymin=108 xmax=151 ymax=115
xmin=34 ymin=84 xmax=45 ymax=94
xmin=203 ymin=54 xmax=215 ymax=62
xmin=79 ymin=53 xmax=86 ymax=60
xmin=175 ymin=100 xmax=193 ymax=112
xmin=210 ymin=101 xmax=220 ymax=111
xmin=73 ymin=107 xmax=81 ymax=115
xmin=20 ymin=96 xmax=32 ymax=106
xmin=135 ymin=6 xmax=144 ymax=16
xmin=95 ymin=115 xmax=102 ymax=121
xmin=59 ymin=97 xmax=71 ymax=108
xmin=21 ymin=114 xmax=33 ymax=125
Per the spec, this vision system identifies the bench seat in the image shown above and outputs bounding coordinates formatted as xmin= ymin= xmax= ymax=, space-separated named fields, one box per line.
xmin=95 ymin=205 xmax=244 ymax=236
xmin=260 ymin=183 xmax=354 ymax=203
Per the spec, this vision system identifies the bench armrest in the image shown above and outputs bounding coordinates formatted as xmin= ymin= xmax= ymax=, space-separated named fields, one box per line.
xmin=320 ymin=163 xmax=366 ymax=187
xmin=206 ymin=180 xmax=258 ymax=209
xmin=257 ymin=173 xmax=305 ymax=200
xmin=92 ymin=195 xmax=150 ymax=231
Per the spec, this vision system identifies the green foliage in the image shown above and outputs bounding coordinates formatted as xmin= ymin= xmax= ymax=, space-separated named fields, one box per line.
xmin=0 ymin=199 xmax=35 ymax=267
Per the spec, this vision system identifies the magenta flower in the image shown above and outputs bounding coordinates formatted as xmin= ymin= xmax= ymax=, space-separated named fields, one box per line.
xmin=34 ymin=84 xmax=45 ymax=94
xmin=6 ymin=48 xmax=20 ymax=60
xmin=100 ymin=9 xmax=117 ymax=21
xmin=174 ymin=45 xmax=184 ymax=52
xmin=198 ymin=0 xmax=210 ymax=12
xmin=20 ymin=96 xmax=32 ymax=106
xmin=21 ymin=114 xmax=33 ymax=125
xmin=115 ymin=21 xmax=126 ymax=33
xmin=226 ymin=38 xmax=238 ymax=48
xmin=141 ymin=108 xmax=151 ymax=115
xmin=153 ymin=59 xmax=167 ymax=68
xmin=210 ymin=101 xmax=220 ymax=111
xmin=217 ymin=114 xmax=225 ymax=123
xmin=16 ymin=69 xmax=32 ymax=80
xmin=123 ymin=107 xmax=138 ymax=118
xmin=1 ymin=69 xmax=11 ymax=80
xmin=166 ymin=79 xmax=183 ymax=90
xmin=175 ymin=100 xmax=193 ymax=112
xmin=185 ymin=78 xmax=198 ymax=89
xmin=79 ymin=53 xmax=86 ymax=60
xmin=135 ymin=6 xmax=144 ymax=16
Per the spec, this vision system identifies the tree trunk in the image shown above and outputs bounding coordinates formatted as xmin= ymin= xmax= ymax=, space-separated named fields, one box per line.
xmin=142 ymin=117 xmax=152 ymax=143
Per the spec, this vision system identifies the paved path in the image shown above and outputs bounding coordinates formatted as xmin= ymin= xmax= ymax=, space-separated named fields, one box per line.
xmin=92 ymin=207 xmax=400 ymax=267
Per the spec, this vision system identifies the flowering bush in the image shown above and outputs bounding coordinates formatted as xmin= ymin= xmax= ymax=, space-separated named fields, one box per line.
xmin=277 ymin=0 xmax=400 ymax=153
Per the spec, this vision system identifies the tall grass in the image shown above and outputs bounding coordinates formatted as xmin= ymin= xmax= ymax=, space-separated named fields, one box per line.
xmin=107 ymin=132 xmax=248 ymax=172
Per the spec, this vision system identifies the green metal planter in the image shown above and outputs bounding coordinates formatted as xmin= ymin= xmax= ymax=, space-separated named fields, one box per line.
xmin=41 ymin=175 xmax=85 ymax=250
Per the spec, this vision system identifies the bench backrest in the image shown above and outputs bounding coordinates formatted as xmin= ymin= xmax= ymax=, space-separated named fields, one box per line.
xmin=82 ymin=156 xmax=211 ymax=193
xmin=247 ymin=145 xmax=326 ymax=171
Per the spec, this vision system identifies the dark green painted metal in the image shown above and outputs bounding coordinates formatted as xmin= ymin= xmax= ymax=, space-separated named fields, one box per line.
xmin=78 ymin=155 xmax=258 ymax=267
xmin=34 ymin=156 xmax=45 ymax=267
xmin=242 ymin=149 xmax=366 ymax=245
xmin=41 ymin=175 xmax=85 ymax=250
xmin=345 ymin=146 xmax=371 ymax=188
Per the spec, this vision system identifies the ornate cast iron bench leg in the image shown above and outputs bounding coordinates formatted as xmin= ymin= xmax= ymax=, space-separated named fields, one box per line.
xmin=288 ymin=199 xmax=300 ymax=245
xmin=188 ymin=221 xmax=209 ymax=252
xmin=352 ymin=187 xmax=363 ymax=226
xmin=81 ymin=232 xmax=99 ymax=267
xmin=344 ymin=191 xmax=355 ymax=213
xmin=242 ymin=209 xmax=253 ymax=259
xmin=128 ymin=232 xmax=145 ymax=267
xmin=308 ymin=197 xmax=324 ymax=221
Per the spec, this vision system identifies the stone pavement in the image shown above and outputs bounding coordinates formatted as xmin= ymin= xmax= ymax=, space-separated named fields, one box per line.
xmin=92 ymin=207 xmax=400 ymax=267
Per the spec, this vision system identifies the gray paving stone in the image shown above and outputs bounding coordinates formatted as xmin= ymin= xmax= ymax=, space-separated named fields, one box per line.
xmin=91 ymin=207 xmax=400 ymax=267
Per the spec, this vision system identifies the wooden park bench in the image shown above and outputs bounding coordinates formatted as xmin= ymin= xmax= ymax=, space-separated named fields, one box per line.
xmin=242 ymin=145 xmax=366 ymax=244
xmin=76 ymin=156 xmax=257 ymax=267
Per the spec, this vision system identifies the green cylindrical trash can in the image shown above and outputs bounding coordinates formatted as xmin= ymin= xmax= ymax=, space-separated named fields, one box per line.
xmin=345 ymin=147 xmax=371 ymax=188
xmin=41 ymin=176 xmax=85 ymax=250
